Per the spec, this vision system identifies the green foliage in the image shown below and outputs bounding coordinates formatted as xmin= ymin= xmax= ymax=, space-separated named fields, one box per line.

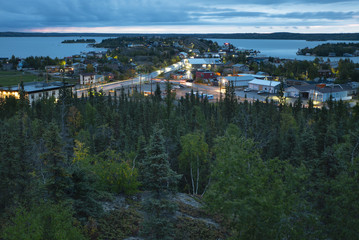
xmin=1 ymin=202 xmax=86 ymax=240
xmin=175 ymin=217 xmax=226 ymax=240
xmin=96 ymin=209 xmax=142 ymax=240
xmin=205 ymin=125 xmax=320 ymax=239
xmin=298 ymin=42 xmax=359 ymax=57
xmin=73 ymin=141 xmax=140 ymax=194
xmin=140 ymin=127 xmax=180 ymax=192
xmin=178 ymin=132 xmax=209 ymax=195
xmin=0 ymin=71 xmax=358 ymax=239
xmin=41 ymin=121 xmax=69 ymax=202
xmin=140 ymin=126 xmax=181 ymax=240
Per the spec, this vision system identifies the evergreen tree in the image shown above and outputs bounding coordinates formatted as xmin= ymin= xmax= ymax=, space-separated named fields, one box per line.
xmin=41 ymin=122 xmax=70 ymax=202
xmin=140 ymin=126 xmax=180 ymax=240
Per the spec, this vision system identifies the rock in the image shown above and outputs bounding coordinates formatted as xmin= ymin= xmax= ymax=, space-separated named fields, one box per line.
xmin=101 ymin=195 xmax=128 ymax=212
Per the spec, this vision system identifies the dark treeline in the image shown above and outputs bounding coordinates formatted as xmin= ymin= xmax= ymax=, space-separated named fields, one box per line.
xmin=1 ymin=84 xmax=359 ymax=239
xmin=298 ymin=42 xmax=359 ymax=56
xmin=1 ymin=32 xmax=359 ymax=41
xmin=252 ymin=58 xmax=359 ymax=82
xmin=62 ymin=39 xmax=96 ymax=44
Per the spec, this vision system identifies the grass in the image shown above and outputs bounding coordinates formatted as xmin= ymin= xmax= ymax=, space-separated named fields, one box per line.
xmin=0 ymin=71 xmax=44 ymax=87
xmin=0 ymin=70 xmax=79 ymax=87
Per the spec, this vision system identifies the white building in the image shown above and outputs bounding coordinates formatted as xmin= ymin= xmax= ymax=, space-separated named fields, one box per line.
xmin=79 ymin=73 xmax=104 ymax=85
xmin=248 ymin=79 xmax=281 ymax=93
xmin=309 ymin=84 xmax=352 ymax=102
xmin=221 ymin=74 xmax=257 ymax=87
xmin=0 ymin=81 xmax=74 ymax=104
xmin=185 ymin=58 xmax=223 ymax=69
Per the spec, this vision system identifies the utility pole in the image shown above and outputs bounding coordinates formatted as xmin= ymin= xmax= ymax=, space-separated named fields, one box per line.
xmin=150 ymin=75 xmax=153 ymax=95
xmin=139 ymin=73 xmax=142 ymax=94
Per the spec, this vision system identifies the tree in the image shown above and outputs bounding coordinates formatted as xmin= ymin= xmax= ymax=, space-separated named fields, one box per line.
xmin=178 ymin=132 xmax=209 ymax=195
xmin=86 ymin=64 xmax=95 ymax=73
xmin=1 ymin=202 xmax=86 ymax=240
xmin=205 ymin=125 xmax=318 ymax=239
xmin=154 ymin=83 xmax=162 ymax=102
xmin=41 ymin=122 xmax=70 ymax=202
xmin=140 ymin=126 xmax=180 ymax=240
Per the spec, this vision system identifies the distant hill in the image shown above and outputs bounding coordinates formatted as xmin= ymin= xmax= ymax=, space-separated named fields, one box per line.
xmin=1 ymin=32 xmax=359 ymax=41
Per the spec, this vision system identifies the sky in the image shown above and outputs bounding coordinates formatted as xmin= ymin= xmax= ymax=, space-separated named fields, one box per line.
xmin=1 ymin=0 xmax=359 ymax=33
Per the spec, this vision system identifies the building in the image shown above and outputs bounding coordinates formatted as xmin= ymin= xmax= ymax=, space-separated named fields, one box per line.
xmin=309 ymin=84 xmax=352 ymax=102
xmin=79 ymin=73 xmax=104 ymax=85
xmin=178 ymin=52 xmax=188 ymax=59
xmin=185 ymin=58 xmax=222 ymax=69
xmin=221 ymin=74 xmax=258 ymax=88
xmin=196 ymin=70 xmax=215 ymax=80
xmin=72 ymin=63 xmax=87 ymax=73
xmin=232 ymin=64 xmax=250 ymax=73
xmin=45 ymin=65 xmax=74 ymax=74
xmin=248 ymin=79 xmax=281 ymax=93
xmin=284 ymin=85 xmax=315 ymax=98
xmin=0 ymin=81 xmax=74 ymax=104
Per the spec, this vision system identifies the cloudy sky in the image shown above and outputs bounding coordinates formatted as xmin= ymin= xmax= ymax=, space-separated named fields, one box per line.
xmin=1 ymin=0 xmax=359 ymax=33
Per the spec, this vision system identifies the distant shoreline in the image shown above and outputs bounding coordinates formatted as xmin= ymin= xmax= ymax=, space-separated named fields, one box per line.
xmin=1 ymin=32 xmax=359 ymax=41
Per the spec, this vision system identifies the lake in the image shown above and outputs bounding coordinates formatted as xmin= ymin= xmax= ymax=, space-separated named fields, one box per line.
xmin=0 ymin=37 xmax=109 ymax=58
xmin=208 ymin=39 xmax=359 ymax=63
xmin=1 ymin=37 xmax=359 ymax=63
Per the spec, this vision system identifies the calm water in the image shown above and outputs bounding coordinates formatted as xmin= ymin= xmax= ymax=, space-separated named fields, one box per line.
xmin=0 ymin=37 xmax=109 ymax=58
xmin=1 ymin=37 xmax=359 ymax=63
xmin=209 ymin=39 xmax=359 ymax=63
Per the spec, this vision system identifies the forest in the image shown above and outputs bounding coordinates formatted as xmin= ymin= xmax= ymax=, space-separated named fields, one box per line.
xmin=1 ymin=83 xmax=359 ymax=239
xmin=297 ymin=42 xmax=359 ymax=57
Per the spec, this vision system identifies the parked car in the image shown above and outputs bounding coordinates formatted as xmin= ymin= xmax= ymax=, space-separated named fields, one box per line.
xmin=257 ymin=90 xmax=267 ymax=94
xmin=244 ymin=88 xmax=252 ymax=92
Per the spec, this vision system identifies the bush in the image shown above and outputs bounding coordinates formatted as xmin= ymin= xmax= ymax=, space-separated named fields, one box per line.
xmin=1 ymin=202 xmax=86 ymax=240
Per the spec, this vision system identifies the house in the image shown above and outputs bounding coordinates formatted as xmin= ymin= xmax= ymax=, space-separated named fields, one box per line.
xmin=0 ymin=81 xmax=74 ymax=104
xmin=185 ymin=58 xmax=223 ymax=69
xmin=248 ymin=79 xmax=281 ymax=93
xmin=2 ymin=63 xmax=13 ymax=71
xmin=79 ymin=73 xmax=103 ymax=85
xmin=232 ymin=64 xmax=250 ymax=73
xmin=309 ymin=84 xmax=352 ymax=102
xmin=45 ymin=66 xmax=74 ymax=74
xmin=284 ymin=85 xmax=315 ymax=98
xmin=196 ymin=70 xmax=215 ymax=80
xmin=171 ymin=70 xmax=188 ymax=80
xmin=72 ymin=63 xmax=87 ymax=74
xmin=221 ymin=74 xmax=257 ymax=88
xmin=178 ymin=52 xmax=188 ymax=59
xmin=284 ymin=79 xmax=310 ymax=86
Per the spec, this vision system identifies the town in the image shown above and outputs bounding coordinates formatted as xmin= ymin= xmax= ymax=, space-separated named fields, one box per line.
xmin=1 ymin=36 xmax=358 ymax=108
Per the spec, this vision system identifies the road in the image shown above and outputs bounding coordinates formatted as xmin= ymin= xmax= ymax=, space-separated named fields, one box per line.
xmin=75 ymin=60 xmax=185 ymax=97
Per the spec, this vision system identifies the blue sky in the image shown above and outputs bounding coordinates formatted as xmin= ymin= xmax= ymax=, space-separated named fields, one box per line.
xmin=1 ymin=0 xmax=358 ymax=33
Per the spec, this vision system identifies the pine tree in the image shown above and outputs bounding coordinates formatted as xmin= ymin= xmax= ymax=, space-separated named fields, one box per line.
xmin=140 ymin=126 xmax=180 ymax=240
xmin=41 ymin=121 xmax=70 ymax=202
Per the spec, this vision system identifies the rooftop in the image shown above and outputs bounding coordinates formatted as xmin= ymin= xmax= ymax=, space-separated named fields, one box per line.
xmin=0 ymin=81 xmax=74 ymax=93
xmin=187 ymin=58 xmax=222 ymax=65
xmin=249 ymin=79 xmax=281 ymax=87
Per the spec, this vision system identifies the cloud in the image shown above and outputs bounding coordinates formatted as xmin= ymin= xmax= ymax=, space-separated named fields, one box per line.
xmin=0 ymin=0 xmax=358 ymax=32
xmin=270 ymin=11 xmax=359 ymax=20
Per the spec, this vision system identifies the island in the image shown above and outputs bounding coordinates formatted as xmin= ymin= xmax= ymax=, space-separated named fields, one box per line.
xmin=297 ymin=42 xmax=359 ymax=57
xmin=61 ymin=39 xmax=96 ymax=44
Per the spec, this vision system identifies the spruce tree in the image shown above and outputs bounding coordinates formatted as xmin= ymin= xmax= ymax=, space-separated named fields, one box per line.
xmin=41 ymin=122 xmax=70 ymax=202
xmin=140 ymin=126 xmax=180 ymax=240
